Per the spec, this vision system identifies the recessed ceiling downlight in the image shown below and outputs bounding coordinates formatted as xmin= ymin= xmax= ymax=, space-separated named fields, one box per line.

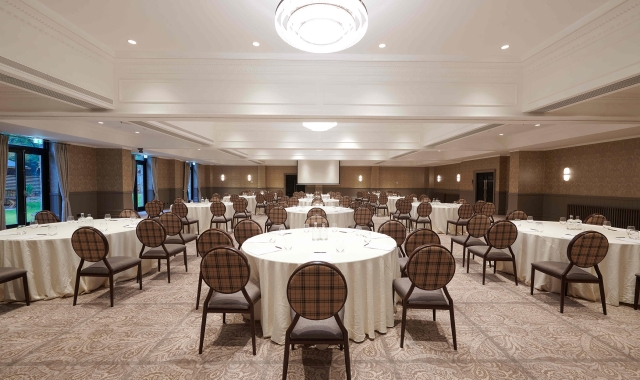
xmin=302 ymin=122 xmax=337 ymax=132
xmin=253 ymin=42 xmax=260 ymax=47
xmin=379 ymin=43 xmax=386 ymax=48
xmin=501 ymin=44 xmax=509 ymax=50
xmin=275 ymin=0 xmax=368 ymax=53
xmin=128 ymin=40 xmax=137 ymax=45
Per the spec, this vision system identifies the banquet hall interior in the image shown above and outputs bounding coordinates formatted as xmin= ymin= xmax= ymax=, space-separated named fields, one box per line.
xmin=2 ymin=0 xmax=640 ymax=379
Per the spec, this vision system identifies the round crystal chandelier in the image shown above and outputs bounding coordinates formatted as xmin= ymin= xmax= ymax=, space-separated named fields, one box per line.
xmin=275 ymin=0 xmax=368 ymax=54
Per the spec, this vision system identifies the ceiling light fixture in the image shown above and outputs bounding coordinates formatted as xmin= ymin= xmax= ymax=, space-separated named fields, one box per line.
xmin=302 ymin=122 xmax=337 ymax=132
xmin=379 ymin=43 xmax=386 ymax=48
xmin=253 ymin=42 xmax=260 ymax=47
xmin=499 ymin=133 xmax=504 ymax=136
xmin=275 ymin=0 xmax=368 ymax=53
xmin=135 ymin=131 xmax=140 ymax=134
xmin=198 ymin=149 xmax=201 ymax=151
xmin=501 ymin=44 xmax=509 ymax=49
xmin=128 ymin=39 xmax=137 ymax=45
xmin=98 ymin=122 xmax=104 ymax=124
xmin=535 ymin=124 xmax=541 ymax=127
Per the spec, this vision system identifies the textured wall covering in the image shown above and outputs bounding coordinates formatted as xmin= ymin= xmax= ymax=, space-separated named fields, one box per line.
xmin=68 ymin=145 xmax=97 ymax=192
xmin=433 ymin=163 xmax=462 ymax=190
xmin=379 ymin=167 xmax=425 ymax=189
xmin=96 ymin=149 xmax=125 ymax=192
xmin=213 ymin=166 xmax=259 ymax=188
xmin=509 ymin=151 xmax=520 ymax=193
xmin=339 ymin=166 xmax=370 ymax=188
xmin=123 ymin=151 xmax=134 ymax=192
xmin=265 ymin=166 xmax=296 ymax=188
xmin=544 ymin=138 xmax=640 ymax=198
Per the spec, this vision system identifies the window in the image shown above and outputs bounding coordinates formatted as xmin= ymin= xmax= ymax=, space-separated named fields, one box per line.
xmin=4 ymin=135 xmax=49 ymax=227
xmin=188 ymin=163 xmax=195 ymax=201
xmin=133 ymin=155 xmax=147 ymax=211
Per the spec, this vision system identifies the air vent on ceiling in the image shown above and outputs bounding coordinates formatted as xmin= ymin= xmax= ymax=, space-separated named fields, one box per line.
xmin=530 ymin=74 xmax=640 ymax=113
xmin=249 ymin=160 xmax=265 ymax=165
xmin=425 ymin=124 xmax=503 ymax=148
xmin=219 ymin=149 xmax=249 ymax=159
xmin=374 ymin=160 xmax=386 ymax=165
xmin=129 ymin=121 xmax=209 ymax=146
xmin=390 ymin=150 xmax=419 ymax=160
xmin=0 ymin=55 xmax=113 ymax=107
xmin=0 ymin=74 xmax=107 ymax=110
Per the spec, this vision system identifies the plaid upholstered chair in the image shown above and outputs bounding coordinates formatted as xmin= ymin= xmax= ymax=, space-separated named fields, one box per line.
xmin=195 ymin=228 xmax=234 ymax=310
xmin=451 ymin=214 xmax=490 ymax=268
xmin=446 ymin=203 xmax=474 ymax=236
xmin=481 ymin=202 xmax=496 ymax=223
xmin=34 ymin=210 xmax=60 ymax=224
xmin=255 ymin=193 xmax=266 ymax=215
xmin=267 ymin=206 xmax=288 ymax=232
xmin=234 ymin=219 xmax=263 ymax=249
xmin=71 ymin=227 xmax=142 ymax=307
xmin=0 ymin=267 xmax=29 ymax=306
xmin=584 ymin=213 xmax=607 ymax=226
xmin=392 ymin=199 xmax=413 ymax=230
xmin=311 ymin=198 xmax=324 ymax=206
xmin=349 ymin=201 xmax=361 ymax=211
xmin=340 ymin=196 xmax=351 ymax=208
xmin=369 ymin=193 xmax=378 ymax=205
xmin=119 ymin=209 xmax=141 ymax=218
xmin=264 ymin=192 xmax=275 ymax=205
xmin=232 ymin=198 xmax=251 ymax=229
xmin=635 ymin=273 xmax=640 ymax=310
xmin=209 ymin=201 xmax=230 ymax=231
xmin=474 ymin=200 xmax=486 ymax=214
xmin=174 ymin=197 xmax=184 ymax=203
xmin=136 ymin=219 xmax=187 ymax=283
xmin=160 ymin=212 xmax=197 ymax=248
xmin=171 ymin=202 xmax=199 ymax=234
xmin=467 ymin=220 xmax=519 ymax=285
xmin=287 ymin=197 xmax=299 ymax=207
xmin=393 ymin=244 xmax=457 ymax=350
xmin=277 ymin=190 xmax=284 ymax=200
xmin=210 ymin=193 xmax=220 ymax=202
xmin=506 ymin=210 xmax=528 ymax=221
xmin=410 ymin=202 xmax=433 ymax=231
xmin=230 ymin=194 xmax=240 ymax=202
xmin=376 ymin=193 xmax=389 ymax=217
xmin=457 ymin=199 xmax=467 ymax=204
xmin=199 ymin=247 xmax=261 ymax=355
xmin=531 ymin=231 xmax=610 ymax=314
xmin=145 ymin=201 xmax=163 ymax=219
xmin=353 ymin=207 xmax=373 ymax=231
xmin=283 ymin=262 xmax=351 ymax=380
xmin=362 ymin=203 xmax=376 ymax=230
xmin=305 ymin=215 xmax=329 ymax=227
xmin=307 ymin=207 xmax=327 ymax=219
xmin=398 ymin=228 xmax=440 ymax=275
xmin=378 ymin=220 xmax=407 ymax=257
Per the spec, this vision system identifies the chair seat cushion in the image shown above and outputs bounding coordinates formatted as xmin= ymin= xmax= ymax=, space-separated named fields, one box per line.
xmin=80 ymin=257 xmax=141 ymax=275
xmin=467 ymin=246 xmax=512 ymax=260
xmin=181 ymin=217 xmax=198 ymax=225
xmin=0 ymin=267 xmax=27 ymax=282
xmin=164 ymin=234 xmax=197 ymax=245
xmin=394 ymin=214 xmax=411 ymax=220
xmin=451 ymin=236 xmax=486 ymax=247
xmin=234 ymin=212 xmax=250 ymax=218
xmin=398 ymin=257 xmax=409 ymax=271
xmin=290 ymin=307 xmax=345 ymax=340
xmin=392 ymin=278 xmax=449 ymax=306
xmin=410 ymin=216 xmax=431 ymax=223
xmin=207 ymin=280 xmax=260 ymax=310
xmin=532 ymin=261 xmax=600 ymax=282
xmin=141 ymin=245 xmax=185 ymax=258
xmin=447 ymin=218 xmax=469 ymax=225
xmin=211 ymin=216 xmax=228 ymax=223
xmin=376 ymin=205 xmax=388 ymax=209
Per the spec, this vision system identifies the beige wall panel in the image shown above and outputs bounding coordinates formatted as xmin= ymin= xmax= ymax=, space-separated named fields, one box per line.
xmin=68 ymin=145 xmax=97 ymax=192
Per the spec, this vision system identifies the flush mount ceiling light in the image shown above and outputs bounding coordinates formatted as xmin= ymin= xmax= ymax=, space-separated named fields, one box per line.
xmin=535 ymin=124 xmax=541 ymax=127
xmin=501 ymin=44 xmax=509 ymax=49
xmin=275 ymin=0 xmax=368 ymax=53
xmin=127 ymin=39 xmax=137 ymax=45
xmin=379 ymin=43 xmax=386 ymax=48
xmin=302 ymin=122 xmax=337 ymax=132
xmin=98 ymin=121 xmax=104 ymax=124
xmin=252 ymin=42 xmax=260 ymax=47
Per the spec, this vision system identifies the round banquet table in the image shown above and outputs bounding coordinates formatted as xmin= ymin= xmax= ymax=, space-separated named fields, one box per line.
xmin=285 ymin=206 xmax=355 ymax=229
xmin=242 ymin=228 xmax=400 ymax=343
xmin=410 ymin=202 xmax=461 ymax=234
xmin=387 ymin=196 xmax=417 ymax=214
xmin=0 ymin=219 xmax=153 ymax=302
xmin=170 ymin=201 xmax=234 ymax=232
xmin=222 ymin=195 xmax=257 ymax=214
xmin=305 ymin=194 xmax=331 ymax=201
xmin=495 ymin=221 xmax=640 ymax=306
xmin=298 ymin=198 xmax=339 ymax=207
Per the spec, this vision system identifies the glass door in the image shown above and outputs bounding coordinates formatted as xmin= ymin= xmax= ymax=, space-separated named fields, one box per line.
xmin=134 ymin=160 xmax=146 ymax=211
xmin=4 ymin=147 xmax=47 ymax=227
xmin=4 ymin=152 xmax=18 ymax=227
xmin=24 ymin=153 xmax=44 ymax=224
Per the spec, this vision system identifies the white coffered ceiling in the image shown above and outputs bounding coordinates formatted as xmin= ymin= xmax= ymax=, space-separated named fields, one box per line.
xmin=1 ymin=0 xmax=640 ymax=167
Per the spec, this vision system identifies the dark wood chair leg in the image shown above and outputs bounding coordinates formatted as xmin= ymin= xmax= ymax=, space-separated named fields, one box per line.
xmin=196 ymin=272 xmax=203 ymax=310
xmin=512 ymin=258 xmax=518 ymax=286
xmin=635 ymin=276 xmax=640 ymax=310
xmin=167 ymin=258 xmax=171 ymax=283
xmin=432 ymin=309 xmax=436 ymax=321
xmin=109 ymin=274 xmax=115 ymax=307
xmin=598 ymin=278 xmax=607 ymax=315
xmin=183 ymin=249 xmax=188 ymax=272
xmin=482 ymin=259 xmax=487 ymax=285
xmin=199 ymin=309 xmax=207 ymax=354
xmin=449 ymin=306 xmax=457 ymax=350
xmin=400 ymin=303 xmax=408 ymax=348
xmin=466 ymin=252 xmax=471 ymax=273
xmin=73 ymin=272 xmax=81 ymax=306
xmin=223 ymin=313 xmax=226 ymax=324
xmin=282 ymin=336 xmax=291 ymax=380
xmin=250 ymin=308 xmax=257 ymax=355
xmin=157 ymin=259 xmax=161 ymax=272
xmin=22 ymin=274 xmax=30 ymax=306
xmin=343 ymin=336 xmax=352 ymax=380
xmin=530 ymin=267 xmax=535 ymax=295
xmin=138 ymin=264 xmax=142 ymax=289
xmin=560 ymin=278 xmax=566 ymax=313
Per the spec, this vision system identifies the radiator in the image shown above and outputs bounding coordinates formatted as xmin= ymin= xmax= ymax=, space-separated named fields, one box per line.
xmin=567 ymin=204 xmax=640 ymax=229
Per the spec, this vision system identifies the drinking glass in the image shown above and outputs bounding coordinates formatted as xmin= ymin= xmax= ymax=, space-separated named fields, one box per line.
xmin=269 ymin=233 xmax=277 ymax=244
xmin=603 ymin=221 xmax=611 ymax=230
xmin=559 ymin=217 xmax=566 ymax=224
xmin=535 ymin=221 xmax=544 ymax=233
xmin=105 ymin=214 xmax=111 ymax=221
xmin=363 ymin=231 xmax=371 ymax=245
xmin=335 ymin=239 xmax=345 ymax=253
xmin=30 ymin=220 xmax=38 ymax=228
xmin=101 ymin=221 xmax=109 ymax=232
xmin=331 ymin=223 xmax=338 ymax=233
xmin=627 ymin=226 xmax=636 ymax=238
xmin=284 ymin=236 xmax=293 ymax=250
xmin=632 ymin=230 xmax=640 ymax=240
xmin=527 ymin=216 xmax=534 ymax=223
xmin=16 ymin=225 xmax=25 ymax=235
xmin=47 ymin=225 xmax=57 ymax=236
xmin=67 ymin=216 xmax=74 ymax=223
xmin=304 ymin=223 xmax=310 ymax=233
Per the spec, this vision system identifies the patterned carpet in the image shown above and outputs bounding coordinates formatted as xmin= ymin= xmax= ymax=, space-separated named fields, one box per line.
xmin=2 ymin=214 xmax=640 ymax=379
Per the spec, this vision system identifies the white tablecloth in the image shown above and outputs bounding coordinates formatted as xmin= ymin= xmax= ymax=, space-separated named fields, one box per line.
xmin=242 ymin=228 xmax=400 ymax=343
xmin=285 ymin=206 xmax=355 ymax=229
xmin=0 ymin=219 xmax=153 ymax=302
xmin=410 ymin=202 xmax=461 ymax=234
xmin=222 ymin=195 xmax=257 ymax=214
xmin=305 ymin=194 xmax=331 ymax=201
xmin=171 ymin=202 xmax=234 ymax=231
xmin=298 ymin=199 xmax=339 ymax=207
xmin=496 ymin=221 xmax=640 ymax=306
xmin=387 ymin=196 xmax=417 ymax=213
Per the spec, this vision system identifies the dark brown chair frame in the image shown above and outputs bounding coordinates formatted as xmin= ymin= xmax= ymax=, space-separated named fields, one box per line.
xmin=0 ymin=268 xmax=30 ymax=306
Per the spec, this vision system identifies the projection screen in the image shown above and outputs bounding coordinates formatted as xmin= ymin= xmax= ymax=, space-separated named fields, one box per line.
xmin=297 ymin=161 xmax=340 ymax=185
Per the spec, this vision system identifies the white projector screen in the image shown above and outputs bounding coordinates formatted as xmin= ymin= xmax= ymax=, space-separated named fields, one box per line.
xmin=297 ymin=161 xmax=340 ymax=185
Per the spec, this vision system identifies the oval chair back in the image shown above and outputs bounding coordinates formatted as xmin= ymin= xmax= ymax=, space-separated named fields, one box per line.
xmin=568 ymin=231 xmax=609 ymax=268
xmin=377 ymin=220 xmax=407 ymax=255
xmin=233 ymin=219 xmax=263 ymax=249
xmin=307 ymin=207 xmax=327 ymax=219
xmin=145 ymin=201 xmax=163 ymax=218
xmin=406 ymin=245 xmax=456 ymax=291
xmin=71 ymin=227 xmax=109 ymax=262
xmin=287 ymin=197 xmax=299 ymax=207
xmin=340 ymin=196 xmax=351 ymax=208
xmin=405 ymin=229 xmax=440 ymax=254
xmin=35 ymin=210 xmax=60 ymax=224
xmin=584 ymin=214 xmax=607 ymax=226
xmin=287 ymin=262 xmax=347 ymax=321
xmin=136 ymin=219 xmax=166 ymax=248
xmin=506 ymin=210 xmax=527 ymax=221
xmin=119 ymin=209 xmax=141 ymax=218
xmin=305 ymin=215 xmax=329 ymax=227
xmin=467 ymin=214 xmax=492 ymax=239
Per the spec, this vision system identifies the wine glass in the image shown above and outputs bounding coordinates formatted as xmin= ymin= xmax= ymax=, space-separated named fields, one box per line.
xmin=535 ymin=221 xmax=544 ymax=233
xmin=105 ymin=214 xmax=111 ymax=222
xmin=67 ymin=216 xmax=74 ymax=223
xmin=304 ymin=223 xmax=310 ymax=233
xmin=527 ymin=216 xmax=534 ymax=223
xmin=284 ymin=236 xmax=293 ymax=250
xmin=627 ymin=226 xmax=636 ymax=238
xmin=47 ymin=225 xmax=57 ymax=236
xmin=603 ymin=221 xmax=611 ymax=230
xmin=335 ymin=239 xmax=345 ymax=253
xmin=559 ymin=217 xmax=566 ymax=225
xmin=331 ymin=223 xmax=338 ymax=233
xmin=30 ymin=219 xmax=38 ymax=229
